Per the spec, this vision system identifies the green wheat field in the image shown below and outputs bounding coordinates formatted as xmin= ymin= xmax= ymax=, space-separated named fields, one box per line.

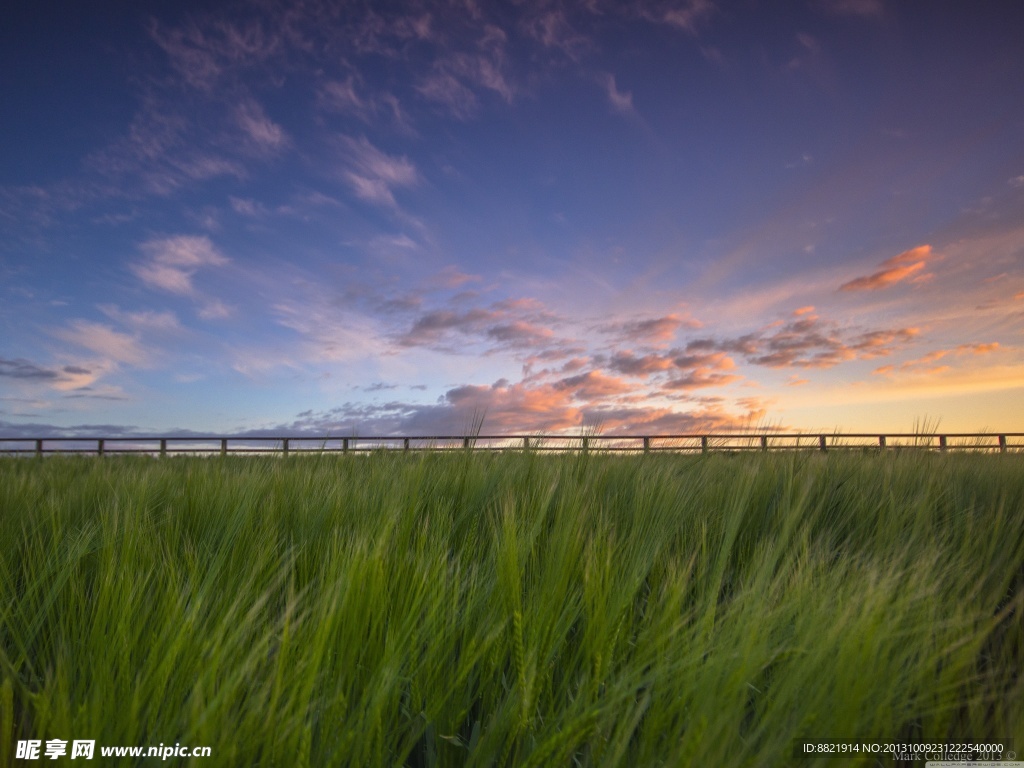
xmin=1 ymin=451 xmax=1022 ymax=766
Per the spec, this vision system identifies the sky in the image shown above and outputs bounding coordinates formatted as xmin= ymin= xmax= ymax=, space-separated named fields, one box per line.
xmin=2 ymin=0 xmax=1023 ymax=438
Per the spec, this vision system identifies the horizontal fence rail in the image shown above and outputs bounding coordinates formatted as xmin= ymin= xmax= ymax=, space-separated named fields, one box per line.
xmin=1 ymin=433 xmax=1022 ymax=456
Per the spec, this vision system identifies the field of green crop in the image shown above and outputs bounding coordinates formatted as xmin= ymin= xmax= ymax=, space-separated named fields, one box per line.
xmin=1 ymin=452 xmax=1021 ymax=766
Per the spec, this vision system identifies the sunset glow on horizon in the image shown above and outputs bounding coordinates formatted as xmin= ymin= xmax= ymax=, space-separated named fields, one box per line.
xmin=2 ymin=1 xmax=1023 ymax=437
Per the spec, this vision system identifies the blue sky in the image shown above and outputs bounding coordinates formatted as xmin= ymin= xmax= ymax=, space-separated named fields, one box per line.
xmin=2 ymin=0 xmax=1023 ymax=437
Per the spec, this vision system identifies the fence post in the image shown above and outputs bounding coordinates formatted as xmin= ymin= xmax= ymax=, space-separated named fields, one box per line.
xmin=283 ymin=438 xmax=289 ymax=457
xmin=404 ymin=437 xmax=410 ymax=451
xmin=463 ymin=437 xmax=470 ymax=450
xmin=221 ymin=439 xmax=227 ymax=456
xmin=760 ymin=435 xmax=768 ymax=451
xmin=878 ymin=435 xmax=886 ymax=449
xmin=581 ymin=436 xmax=589 ymax=453
xmin=36 ymin=439 xmax=43 ymax=457
xmin=523 ymin=436 xmax=530 ymax=450
xmin=701 ymin=436 xmax=708 ymax=453
xmin=160 ymin=438 xmax=167 ymax=457
xmin=342 ymin=437 xmax=349 ymax=453
xmin=939 ymin=435 xmax=947 ymax=452
xmin=819 ymin=435 xmax=827 ymax=453
xmin=98 ymin=439 xmax=104 ymax=457
xmin=643 ymin=436 xmax=650 ymax=454
xmin=999 ymin=435 xmax=1007 ymax=453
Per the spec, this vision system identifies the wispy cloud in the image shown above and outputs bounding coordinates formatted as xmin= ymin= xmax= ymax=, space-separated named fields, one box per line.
xmin=426 ymin=265 xmax=481 ymax=290
xmin=131 ymin=235 xmax=229 ymax=296
xmin=338 ymin=136 xmax=418 ymax=207
xmin=636 ymin=0 xmax=715 ymax=34
xmin=269 ymin=301 xmax=390 ymax=365
xmin=663 ymin=0 xmax=714 ymax=32
xmin=150 ymin=22 xmax=222 ymax=91
xmin=874 ymin=342 xmax=1001 ymax=376
xmin=86 ymin=103 xmax=245 ymax=195
xmin=98 ymin=305 xmax=182 ymax=332
xmin=318 ymin=77 xmax=367 ymax=116
xmin=416 ymin=23 xmax=513 ymax=118
xmin=814 ymin=0 xmax=885 ymax=19
xmin=54 ymin=321 xmax=150 ymax=367
xmin=235 ymin=98 xmax=289 ymax=154
xmin=416 ymin=72 xmax=479 ymax=119
xmin=839 ymin=244 xmax=934 ymax=291
xmin=463 ymin=24 xmax=514 ymax=100
xmin=150 ymin=16 xmax=280 ymax=91
xmin=198 ymin=299 xmax=232 ymax=320
xmin=229 ymin=196 xmax=270 ymax=217
xmin=604 ymin=73 xmax=634 ymax=114
xmin=523 ymin=9 xmax=592 ymax=59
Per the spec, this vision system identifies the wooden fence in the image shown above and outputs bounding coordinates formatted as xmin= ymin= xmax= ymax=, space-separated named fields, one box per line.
xmin=1 ymin=433 xmax=1022 ymax=456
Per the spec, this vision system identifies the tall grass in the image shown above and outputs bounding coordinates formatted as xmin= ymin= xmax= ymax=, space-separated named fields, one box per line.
xmin=1 ymin=452 xmax=1021 ymax=766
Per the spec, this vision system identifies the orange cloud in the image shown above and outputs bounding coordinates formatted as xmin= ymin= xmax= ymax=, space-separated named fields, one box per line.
xmin=963 ymin=342 xmax=999 ymax=354
xmin=839 ymin=244 xmax=933 ymax=291
xmin=873 ymin=342 xmax=1000 ymax=376
xmin=281 ymin=367 xmax=771 ymax=436
xmin=848 ymin=328 xmax=920 ymax=358
xmin=443 ymin=381 xmax=582 ymax=431
xmin=556 ymin=370 xmax=635 ymax=400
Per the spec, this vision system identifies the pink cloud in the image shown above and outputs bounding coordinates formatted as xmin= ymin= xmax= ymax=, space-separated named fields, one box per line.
xmin=429 ymin=266 xmax=483 ymax=290
xmin=396 ymin=296 xmax=570 ymax=356
xmin=556 ymin=370 xmax=635 ymax=400
xmin=54 ymin=321 xmax=149 ymax=367
xmin=608 ymin=351 xmax=677 ymax=376
xmin=131 ymin=235 xmax=228 ymax=296
xmin=598 ymin=313 xmax=698 ymax=344
xmin=338 ymin=136 xmax=417 ymax=208
xmin=235 ymin=99 xmax=289 ymax=154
